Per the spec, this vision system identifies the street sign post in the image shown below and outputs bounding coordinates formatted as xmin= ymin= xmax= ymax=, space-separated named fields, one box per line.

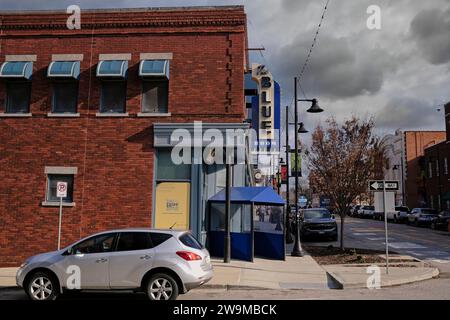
xmin=56 ymin=182 xmax=67 ymax=250
xmin=368 ymin=180 xmax=398 ymax=274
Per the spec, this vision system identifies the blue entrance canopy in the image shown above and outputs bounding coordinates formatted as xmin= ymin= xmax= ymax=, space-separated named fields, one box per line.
xmin=0 ymin=61 xmax=33 ymax=80
xmin=48 ymin=61 xmax=80 ymax=79
xmin=209 ymin=186 xmax=285 ymax=206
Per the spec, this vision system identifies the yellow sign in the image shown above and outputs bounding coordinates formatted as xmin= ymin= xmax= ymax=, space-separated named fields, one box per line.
xmin=155 ymin=182 xmax=190 ymax=230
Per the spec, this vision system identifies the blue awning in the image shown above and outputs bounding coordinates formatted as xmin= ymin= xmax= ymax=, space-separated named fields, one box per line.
xmin=0 ymin=61 xmax=33 ymax=80
xmin=47 ymin=61 xmax=80 ymax=79
xmin=139 ymin=59 xmax=169 ymax=78
xmin=209 ymin=187 xmax=285 ymax=205
xmin=96 ymin=60 xmax=128 ymax=78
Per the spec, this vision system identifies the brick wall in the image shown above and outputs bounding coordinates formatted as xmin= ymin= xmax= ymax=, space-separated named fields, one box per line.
xmin=404 ymin=131 xmax=446 ymax=208
xmin=0 ymin=7 xmax=247 ymax=266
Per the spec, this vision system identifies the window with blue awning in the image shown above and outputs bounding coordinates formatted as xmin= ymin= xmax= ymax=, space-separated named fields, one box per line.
xmin=139 ymin=60 xmax=169 ymax=79
xmin=47 ymin=61 xmax=80 ymax=79
xmin=96 ymin=60 xmax=128 ymax=78
xmin=0 ymin=61 xmax=33 ymax=80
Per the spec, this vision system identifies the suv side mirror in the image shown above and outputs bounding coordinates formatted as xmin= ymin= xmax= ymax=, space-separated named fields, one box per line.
xmin=332 ymin=214 xmax=336 ymax=219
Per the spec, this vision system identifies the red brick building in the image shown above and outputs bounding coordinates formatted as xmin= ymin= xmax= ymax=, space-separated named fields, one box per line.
xmin=0 ymin=7 xmax=250 ymax=266
xmin=424 ymin=103 xmax=450 ymax=210
xmin=404 ymin=131 xmax=446 ymax=208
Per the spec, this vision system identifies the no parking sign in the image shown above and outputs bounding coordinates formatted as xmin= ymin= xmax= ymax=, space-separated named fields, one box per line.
xmin=56 ymin=182 xmax=68 ymax=198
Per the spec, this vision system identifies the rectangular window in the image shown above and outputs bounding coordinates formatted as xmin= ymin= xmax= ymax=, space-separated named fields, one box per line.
xmin=436 ymin=160 xmax=440 ymax=177
xmin=5 ymin=81 xmax=31 ymax=113
xmin=156 ymin=149 xmax=190 ymax=180
xmin=141 ymin=80 xmax=168 ymax=113
xmin=428 ymin=161 xmax=433 ymax=178
xmin=52 ymin=81 xmax=78 ymax=113
xmin=100 ymin=80 xmax=126 ymax=113
xmin=445 ymin=158 xmax=448 ymax=175
xmin=46 ymin=174 xmax=74 ymax=203
xmin=116 ymin=232 xmax=153 ymax=252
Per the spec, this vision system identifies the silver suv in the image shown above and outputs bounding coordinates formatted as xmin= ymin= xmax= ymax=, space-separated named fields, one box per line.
xmin=16 ymin=229 xmax=213 ymax=300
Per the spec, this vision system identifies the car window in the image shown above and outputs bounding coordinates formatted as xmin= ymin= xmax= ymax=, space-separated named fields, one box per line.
xmin=395 ymin=207 xmax=409 ymax=212
xmin=116 ymin=232 xmax=153 ymax=252
xmin=179 ymin=233 xmax=203 ymax=249
xmin=150 ymin=233 xmax=172 ymax=247
xmin=73 ymin=233 xmax=116 ymax=254
xmin=422 ymin=209 xmax=438 ymax=215
xmin=303 ymin=210 xmax=331 ymax=219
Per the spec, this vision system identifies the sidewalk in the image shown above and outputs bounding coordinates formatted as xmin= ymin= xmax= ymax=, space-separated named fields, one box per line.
xmin=0 ymin=268 xmax=17 ymax=288
xmin=206 ymin=255 xmax=332 ymax=290
xmin=0 ymin=254 xmax=439 ymax=291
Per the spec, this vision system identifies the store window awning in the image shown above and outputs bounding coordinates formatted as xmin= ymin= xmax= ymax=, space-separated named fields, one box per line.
xmin=96 ymin=60 xmax=128 ymax=78
xmin=139 ymin=59 xmax=169 ymax=78
xmin=0 ymin=61 xmax=33 ymax=80
xmin=209 ymin=187 xmax=285 ymax=206
xmin=47 ymin=61 xmax=80 ymax=79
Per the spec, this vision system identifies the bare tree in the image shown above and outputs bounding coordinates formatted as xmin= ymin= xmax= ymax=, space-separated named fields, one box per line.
xmin=307 ymin=116 xmax=384 ymax=250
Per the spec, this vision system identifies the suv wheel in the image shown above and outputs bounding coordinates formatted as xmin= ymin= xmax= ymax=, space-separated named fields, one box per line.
xmin=146 ymin=273 xmax=179 ymax=300
xmin=26 ymin=271 xmax=59 ymax=301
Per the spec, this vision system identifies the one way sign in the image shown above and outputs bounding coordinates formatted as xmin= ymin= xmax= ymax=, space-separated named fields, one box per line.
xmin=369 ymin=180 xmax=399 ymax=191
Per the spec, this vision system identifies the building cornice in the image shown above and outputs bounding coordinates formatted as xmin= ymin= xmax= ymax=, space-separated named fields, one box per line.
xmin=0 ymin=7 xmax=246 ymax=31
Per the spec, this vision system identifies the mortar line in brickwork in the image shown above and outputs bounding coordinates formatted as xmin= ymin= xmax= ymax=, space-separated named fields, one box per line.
xmin=80 ymin=14 xmax=96 ymax=238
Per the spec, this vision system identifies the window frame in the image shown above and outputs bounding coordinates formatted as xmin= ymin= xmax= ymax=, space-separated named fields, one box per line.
xmin=141 ymin=79 xmax=169 ymax=114
xmin=99 ymin=79 xmax=127 ymax=114
xmin=51 ymin=80 xmax=79 ymax=114
xmin=5 ymin=80 xmax=32 ymax=114
xmin=45 ymin=174 xmax=74 ymax=204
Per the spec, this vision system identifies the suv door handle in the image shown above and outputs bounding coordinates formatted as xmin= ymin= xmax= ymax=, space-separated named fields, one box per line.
xmin=96 ymin=258 xmax=108 ymax=263
xmin=140 ymin=255 xmax=151 ymax=260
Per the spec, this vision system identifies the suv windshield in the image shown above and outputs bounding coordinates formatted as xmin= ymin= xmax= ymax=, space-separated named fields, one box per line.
xmin=303 ymin=210 xmax=331 ymax=219
xmin=395 ymin=206 xmax=409 ymax=212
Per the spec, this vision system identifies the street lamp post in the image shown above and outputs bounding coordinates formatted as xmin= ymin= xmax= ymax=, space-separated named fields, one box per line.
xmin=291 ymin=77 xmax=324 ymax=257
xmin=285 ymin=105 xmax=293 ymax=243
xmin=291 ymin=77 xmax=304 ymax=257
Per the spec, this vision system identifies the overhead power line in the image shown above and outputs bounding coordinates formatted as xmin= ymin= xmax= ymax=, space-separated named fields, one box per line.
xmin=297 ymin=0 xmax=331 ymax=98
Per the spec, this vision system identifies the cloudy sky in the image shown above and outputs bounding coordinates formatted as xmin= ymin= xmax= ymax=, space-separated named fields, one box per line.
xmin=1 ymin=0 xmax=449 ymax=137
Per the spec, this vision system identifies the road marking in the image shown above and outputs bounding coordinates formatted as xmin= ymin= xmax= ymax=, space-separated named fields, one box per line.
xmin=352 ymin=232 xmax=377 ymax=236
xmin=387 ymin=242 xmax=427 ymax=249
xmin=428 ymin=259 xmax=450 ymax=264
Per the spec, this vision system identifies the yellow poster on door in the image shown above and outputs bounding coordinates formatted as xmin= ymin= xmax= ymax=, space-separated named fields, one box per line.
xmin=155 ymin=182 xmax=190 ymax=230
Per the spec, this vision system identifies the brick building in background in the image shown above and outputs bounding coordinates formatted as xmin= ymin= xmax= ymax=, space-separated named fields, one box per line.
xmin=382 ymin=130 xmax=445 ymax=208
xmin=0 ymin=7 xmax=250 ymax=266
xmin=424 ymin=103 xmax=450 ymax=210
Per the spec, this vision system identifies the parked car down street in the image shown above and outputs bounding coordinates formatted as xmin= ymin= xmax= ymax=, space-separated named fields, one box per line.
xmin=16 ymin=229 xmax=213 ymax=301
xmin=359 ymin=206 xmax=375 ymax=219
xmin=407 ymin=208 xmax=439 ymax=227
xmin=299 ymin=208 xmax=338 ymax=241
xmin=386 ymin=206 xmax=410 ymax=223
xmin=431 ymin=211 xmax=450 ymax=231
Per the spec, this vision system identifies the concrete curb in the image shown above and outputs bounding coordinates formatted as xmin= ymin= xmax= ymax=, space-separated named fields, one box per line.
xmin=325 ymin=267 xmax=439 ymax=289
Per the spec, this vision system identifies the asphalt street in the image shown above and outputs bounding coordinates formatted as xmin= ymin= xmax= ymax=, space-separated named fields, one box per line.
xmin=1 ymin=216 xmax=449 ymax=300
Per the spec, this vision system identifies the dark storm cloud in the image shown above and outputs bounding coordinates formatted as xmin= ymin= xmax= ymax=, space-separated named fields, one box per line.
xmin=271 ymin=33 xmax=397 ymax=99
xmin=410 ymin=7 xmax=450 ymax=65
xmin=376 ymin=97 xmax=443 ymax=130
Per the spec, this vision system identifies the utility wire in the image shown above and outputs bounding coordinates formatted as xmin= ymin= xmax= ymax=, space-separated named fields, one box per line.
xmin=296 ymin=0 xmax=331 ymax=98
